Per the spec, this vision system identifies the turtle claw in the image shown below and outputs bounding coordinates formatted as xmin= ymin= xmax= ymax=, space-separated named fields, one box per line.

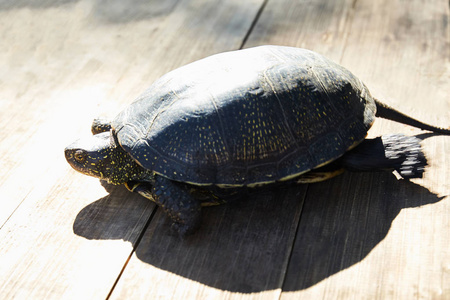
xmin=91 ymin=118 xmax=112 ymax=135
xmin=171 ymin=221 xmax=200 ymax=237
xmin=130 ymin=176 xmax=202 ymax=236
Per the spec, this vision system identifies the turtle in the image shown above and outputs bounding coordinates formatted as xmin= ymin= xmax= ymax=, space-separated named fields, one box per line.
xmin=65 ymin=45 xmax=450 ymax=235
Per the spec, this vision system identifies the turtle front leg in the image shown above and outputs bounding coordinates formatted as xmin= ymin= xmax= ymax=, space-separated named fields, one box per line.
xmin=127 ymin=176 xmax=202 ymax=236
xmin=91 ymin=118 xmax=112 ymax=135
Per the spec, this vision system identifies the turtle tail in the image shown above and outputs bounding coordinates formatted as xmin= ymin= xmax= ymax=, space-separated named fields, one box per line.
xmin=340 ymin=134 xmax=427 ymax=179
xmin=374 ymin=100 xmax=450 ymax=135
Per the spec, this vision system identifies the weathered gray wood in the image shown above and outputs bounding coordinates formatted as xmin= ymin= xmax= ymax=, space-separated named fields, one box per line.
xmin=0 ymin=0 xmax=262 ymax=226
xmin=0 ymin=0 xmax=266 ymax=298
xmin=110 ymin=186 xmax=305 ymax=299
xmin=245 ymin=0 xmax=450 ymax=298
xmin=244 ymin=0 xmax=356 ymax=60
xmin=108 ymin=0 xmax=363 ymax=299
xmin=0 ymin=181 xmax=154 ymax=299
xmin=0 ymin=0 xmax=448 ymax=299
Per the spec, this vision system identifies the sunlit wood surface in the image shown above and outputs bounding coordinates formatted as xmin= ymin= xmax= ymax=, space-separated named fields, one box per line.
xmin=0 ymin=0 xmax=449 ymax=299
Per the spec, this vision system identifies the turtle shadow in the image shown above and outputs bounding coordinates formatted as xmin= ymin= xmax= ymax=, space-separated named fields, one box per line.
xmin=73 ymin=172 xmax=444 ymax=293
xmin=280 ymin=171 xmax=445 ymax=290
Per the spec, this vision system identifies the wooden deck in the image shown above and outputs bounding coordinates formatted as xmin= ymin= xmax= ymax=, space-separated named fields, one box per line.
xmin=0 ymin=0 xmax=449 ymax=299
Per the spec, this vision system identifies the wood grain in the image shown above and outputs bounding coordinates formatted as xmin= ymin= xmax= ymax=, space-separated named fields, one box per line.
xmin=245 ymin=0 xmax=450 ymax=298
xmin=110 ymin=186 xmax=305 ymax=299
xmin=0 ymin=0 xmax=265 ymax=298
xmin=0 ymin=0 xmax=448 ymax=299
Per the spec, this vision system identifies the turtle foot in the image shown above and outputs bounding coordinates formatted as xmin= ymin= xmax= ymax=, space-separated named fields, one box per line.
xmin=341 ymin=134 xmax=427 ymax=179
xmin=171 ymin=220 xmax=201 ymax=237
xmin=131 ymin=176 xmax=202 ymax=236
xmin=91 ymin=118 xmax=112 ymax=135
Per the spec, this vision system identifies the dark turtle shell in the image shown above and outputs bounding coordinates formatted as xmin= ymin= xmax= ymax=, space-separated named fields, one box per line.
xmin=112 ymin=46 xmax=376 ymax=186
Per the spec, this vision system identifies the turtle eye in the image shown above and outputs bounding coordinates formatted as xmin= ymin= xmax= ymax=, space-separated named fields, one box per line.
xmin=74 ymin=150 xmax=87 ymax=163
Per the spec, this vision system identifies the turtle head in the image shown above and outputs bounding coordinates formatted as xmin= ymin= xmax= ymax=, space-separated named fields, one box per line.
xmin=65 ymin=131 xmax=146 ymax=185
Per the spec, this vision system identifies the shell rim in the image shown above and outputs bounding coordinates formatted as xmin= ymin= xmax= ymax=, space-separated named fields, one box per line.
xmin=146 ymin=135 xmax=367 ymax=188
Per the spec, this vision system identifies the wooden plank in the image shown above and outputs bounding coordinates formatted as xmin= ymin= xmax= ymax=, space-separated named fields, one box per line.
xmin=0 ymin=0 xmax=266 ymax=298
xmin=1 ymin=0 xmax=448 ymax=299
xmin=0 ymin=179 xmax=154 ymax=299
xmin=308 ymin=0 xmax=450 ymax=298
xmin=108 ymin=1 xmax=367 ymax=299
xmin=0 ymin=0 xmax=261 ymax=225
xmin=110 ymin=186 xmax=305 ymax=299
xmin=282 ymin=170 xmax=449 ymax=299
xmin=244 ymin=0 xmax=450 ymax=298
xmin=244 ymin=0 xmax=356 ymax=59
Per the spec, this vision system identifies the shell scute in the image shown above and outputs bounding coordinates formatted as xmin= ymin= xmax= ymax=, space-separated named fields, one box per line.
xmin=112 ymin=46 xmax=376 ymax=185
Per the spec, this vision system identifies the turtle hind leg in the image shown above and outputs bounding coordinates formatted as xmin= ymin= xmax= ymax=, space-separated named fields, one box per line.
xmin=129 ymin=176 xmax=202 ymax=236
xmin=340 ymin=134 xmax=427 ymax=179
xmin=91 ymin=118 xmax=112 ymax=135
